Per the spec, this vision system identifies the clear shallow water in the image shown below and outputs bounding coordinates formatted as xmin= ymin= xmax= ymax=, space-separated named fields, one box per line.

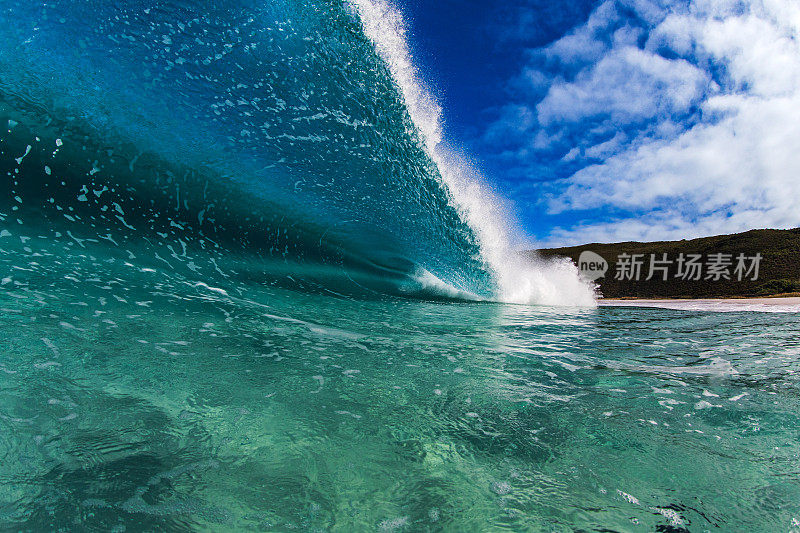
xmin=1 ymin=234 xmax=799 ymax=531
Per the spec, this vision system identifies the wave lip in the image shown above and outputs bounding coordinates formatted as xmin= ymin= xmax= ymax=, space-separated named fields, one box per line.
xmin=348 ymin=0 xmax=596 ymax=306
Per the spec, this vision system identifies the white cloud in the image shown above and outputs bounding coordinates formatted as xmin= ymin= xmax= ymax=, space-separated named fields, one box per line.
xmin=484 ymin=104 xmax=536 ymax=145
xmin=553 ymin=92 xmax=800 ymax=214
xmin=544 ymin=1 xmax=621 ymax=62
xmin=495 ymin=0 xmax=800 ymax=244
xmin=584 ymin=131 xmax=628 ymax=159
xmin=537 ymin=46 xmax=709 ymax=126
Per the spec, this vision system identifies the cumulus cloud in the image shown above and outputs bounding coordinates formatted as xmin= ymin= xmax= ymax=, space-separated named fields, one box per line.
xmin=488 ymin=0 xmax=800 ymax=245
xmin=537 ymin=47 xmax=709 ymax=126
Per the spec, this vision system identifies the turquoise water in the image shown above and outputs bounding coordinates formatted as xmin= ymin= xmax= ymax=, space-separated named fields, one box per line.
xmin=1 ymin=1 xmax=799 ymax=531
xmin=1 ymin=236 xmax=800 ymax=530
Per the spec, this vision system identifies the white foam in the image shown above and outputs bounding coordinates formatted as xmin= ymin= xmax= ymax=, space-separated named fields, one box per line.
xmin=348 ymin=0 xmax=596 ymax=306
xmin=407 ymin=268 xmax=483 ymax=301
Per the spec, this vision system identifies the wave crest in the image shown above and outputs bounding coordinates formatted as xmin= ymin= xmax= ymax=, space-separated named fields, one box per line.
xmin=348 ymin=0 xmax=596 ymax=305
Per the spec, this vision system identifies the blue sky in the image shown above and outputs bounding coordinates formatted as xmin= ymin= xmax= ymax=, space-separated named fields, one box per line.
xmin=399 ymin=0 xmax=800 ymax=246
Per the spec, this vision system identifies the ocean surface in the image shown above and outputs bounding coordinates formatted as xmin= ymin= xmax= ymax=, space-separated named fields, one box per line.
xmin=1 ymin=0 xmax=799 ymax=531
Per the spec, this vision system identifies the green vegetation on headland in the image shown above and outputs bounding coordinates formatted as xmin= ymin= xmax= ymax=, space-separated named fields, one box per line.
xmin=533 ymin=228 xmax=800 ymax=299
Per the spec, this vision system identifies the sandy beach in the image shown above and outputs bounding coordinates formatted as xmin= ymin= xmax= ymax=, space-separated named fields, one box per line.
xmin=600 ymin=297 xmax=800 ymax=311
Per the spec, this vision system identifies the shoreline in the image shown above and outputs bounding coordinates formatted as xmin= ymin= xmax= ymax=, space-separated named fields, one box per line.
xmin=599 ymin=297 xmax=800 ymax=308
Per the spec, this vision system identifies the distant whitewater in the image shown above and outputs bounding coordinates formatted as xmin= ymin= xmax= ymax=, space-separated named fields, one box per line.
xmin=0 ymin=0 xmax=594 ymax=306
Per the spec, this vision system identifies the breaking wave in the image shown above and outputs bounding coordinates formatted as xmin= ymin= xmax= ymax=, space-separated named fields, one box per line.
xmin=0 ymin=0 xmax=594 ymax=305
